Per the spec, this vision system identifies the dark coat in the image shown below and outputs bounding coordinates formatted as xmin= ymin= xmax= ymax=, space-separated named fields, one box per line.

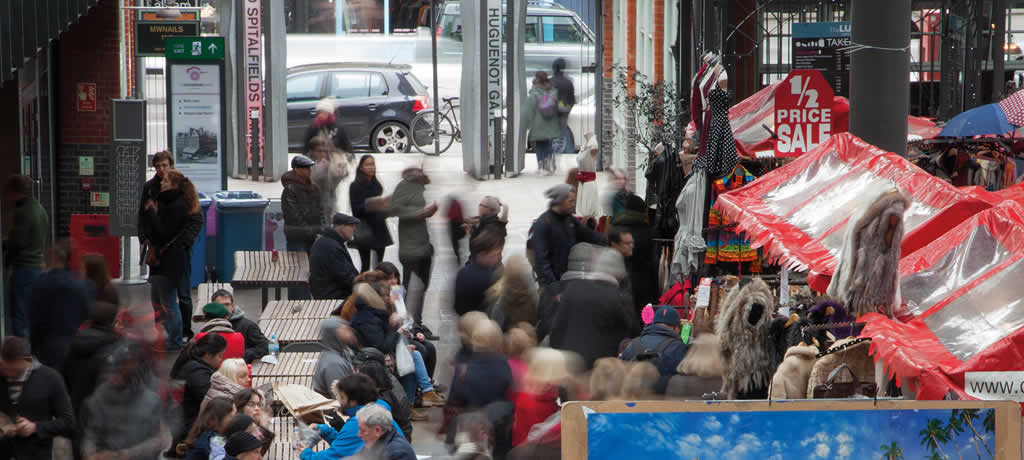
xmin=349 ymin=176 xmax=394 ymax=249
xmin=144 ymin=189 xmax=193 ymax=280
xmin=368 ymin=427 xmax=417 ymax=460
xmin=0 ymin=363 xmax=75 ymax=460
xmin=449 ymin=353 xmax=512 ymax=409
xmin=530 ymin=210 xmax=606 ymax=285
xmin=28 ymin=269 xmax=94 ymax=370
xmin=229 ymin=308 xmax=269 ymax=363
xmin=612 ymin=209 xmax=659 ymax=309
xmin=137 ymin=174 xmax=162 ymax=242
xmin=305 ymin=119 xmax=354 ymax=153
xmin=549 ymin=279 xmax=638 ymax=369
xmin=380 ymin=375 xmax=414 ymax=441
xmin=453 ymin=262 xmax=496 ymax=316
xmin=62 ymin=328 xmax=121 ymax=411
xmin=620 ymin=324 xmax=690 ymax=392
xmin=281 ymin=170 xmax=323 ymax=249
xmin=470 ymin=214 xmax=508 ymax=242
xmin=173 ymin=359 xmax=215 ymax=429
xmin=351 ymin=299 xmax=401 ymax=353
xmin=309 ymin=228 xmax=359 ymax=300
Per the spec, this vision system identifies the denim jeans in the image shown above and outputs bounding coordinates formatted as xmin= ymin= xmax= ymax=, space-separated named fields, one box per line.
xmin=9 ymin=267 xmax=41 ymax=337
xmin=151 ymin=275 xmax=183 ymax=350
xmin=534 ymin=139 xmax=554 ymax=171
xmin=177 ymin=260 xmax=193 ymax=339
xmin=400 ymin=350 xmax=435 ymax=402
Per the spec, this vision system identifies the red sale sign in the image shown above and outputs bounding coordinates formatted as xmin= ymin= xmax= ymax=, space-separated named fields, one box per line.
xmin=774 ymin=70 xmax=834 ymax=157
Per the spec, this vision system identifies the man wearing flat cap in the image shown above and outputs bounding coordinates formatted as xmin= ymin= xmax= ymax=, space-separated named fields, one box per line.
xmin=309 ymin=213 xmax=361 ymax=300
xmin=282 ymin=155 xmax=322 ymax=299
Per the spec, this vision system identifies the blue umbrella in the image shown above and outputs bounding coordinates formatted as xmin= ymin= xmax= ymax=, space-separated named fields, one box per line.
xmin=937 ymin=102 xmax=1017 ymax=137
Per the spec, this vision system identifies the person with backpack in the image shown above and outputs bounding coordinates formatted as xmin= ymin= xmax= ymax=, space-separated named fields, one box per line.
xmin=524 ymin=70 xmax=562 ymax=174
xmin=619 ymin=306 xmax=690 ymax=393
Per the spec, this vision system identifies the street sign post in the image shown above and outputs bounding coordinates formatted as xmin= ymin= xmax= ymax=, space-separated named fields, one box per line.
xmin=774 ymin=69 xmax=835 ymax=157
xmin=165 ymin=36 xmax=228 ymax=194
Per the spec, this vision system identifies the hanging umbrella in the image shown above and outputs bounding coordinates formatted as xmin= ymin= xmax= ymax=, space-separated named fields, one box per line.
xmin=998 ymin=89 xmax=1024 ymax=126
xmin=937 ymin=102 xmax=1017 ymax=137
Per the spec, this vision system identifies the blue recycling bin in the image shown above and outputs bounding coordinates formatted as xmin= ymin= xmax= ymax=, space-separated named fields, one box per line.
xmin=189 ymin=192 xmax=213 ymax=288
xmin=214 ymin=191 xmax=270 ymax=282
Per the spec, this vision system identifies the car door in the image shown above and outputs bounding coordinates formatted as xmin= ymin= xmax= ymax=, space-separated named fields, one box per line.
xmin=286 ymin=71 xmax=327 ymax=151
xmin=328 ymin=71 xmax=372 ymax=147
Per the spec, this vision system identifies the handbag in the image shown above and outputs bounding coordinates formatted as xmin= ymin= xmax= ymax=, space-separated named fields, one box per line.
xmin=811 ymin=363 xmax=878 ymax=399
xmin=395 ymin=336 xmax=416 ymax=377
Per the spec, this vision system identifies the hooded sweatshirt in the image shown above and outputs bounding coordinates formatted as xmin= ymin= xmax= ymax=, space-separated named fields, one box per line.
xmin=313 ymin=317 xmax=356 ymax=397
xmin=390 ymin=169 xmax=432 ymax=259
xmin=81 ymin=378 xmax=166 ymax=460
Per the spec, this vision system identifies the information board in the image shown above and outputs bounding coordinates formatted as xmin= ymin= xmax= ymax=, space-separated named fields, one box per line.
xmin=166 ymin=36 xmax=227 ymax=194
xmin=792 ymin=21 xmax=850 ymax=97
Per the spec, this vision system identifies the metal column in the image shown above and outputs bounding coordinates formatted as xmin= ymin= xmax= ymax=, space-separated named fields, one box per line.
xmin=850 ymin=0 xmax=910 ymax=155
xmin=264 ymin=0 xmax=288 ymax=181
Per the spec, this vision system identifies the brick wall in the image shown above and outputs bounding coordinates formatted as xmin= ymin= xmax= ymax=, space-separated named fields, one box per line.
xmin=653 ymin=0 xmax=664 ymax=83
xmin=54 ymin=0 xmax=120 ymax=235
xmin=626 ymin=0 xmax=637 ymax=94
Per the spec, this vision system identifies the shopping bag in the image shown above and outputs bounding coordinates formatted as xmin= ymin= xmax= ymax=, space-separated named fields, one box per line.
xmin=395 ymin=337 xmax=416 ymax=377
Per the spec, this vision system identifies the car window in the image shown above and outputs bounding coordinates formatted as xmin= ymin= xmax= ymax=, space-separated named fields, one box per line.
xmin=398 ymin=72 xmax=426 ymax=96
xmin=369 ymin=73 xmax=389 ymax=96
xmin=331 ymin=72 xmax=369 ymax=99
xmin=525 ymin=16 xmax=540 ymax=43
xmin=287 ymin=73 xmax=323 ymax=101
xmin=540 ymin=15 xmax=583 ymax=44
xmin=441 ymin=14 xmax=462 ymax=41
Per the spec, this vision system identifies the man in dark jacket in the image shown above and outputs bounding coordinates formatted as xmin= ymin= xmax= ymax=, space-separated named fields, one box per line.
xmin=281 ymin=155 xmax=323 ymax=254
xmin=0 ymin=337 xmax=75 ymax=459
xmin=4 ymin=175 xmax=48 ymax=338
xmin=612 ymin=194 xmax=659 ymax=311
xmin=620 ymin=306 xmax=689 ymax=393
xmin=530 ymin=184 xmax=606 ymax=286
xmin=309 ymin=213 xmax=360 ymax=300
xmin=210 ymin=289 xmax=269 ymax=363
xmin=551 ymin=58 xmax=576 ymax=154
xmin=453 ymin=231 xmax=503 ymax=316
xmin=28 ymin=240 xmax=94 ymax=370
xmin=62 ymin=301 xmax=121 ymax=412
xmin=352 ymin=403 xmax=416 ymax=460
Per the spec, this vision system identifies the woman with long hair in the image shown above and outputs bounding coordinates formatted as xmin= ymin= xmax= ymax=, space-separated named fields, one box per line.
xmin=349 ymin=154 xmax=394 ymax=272
xmin=170 ymin=333 xmax=227 ymax=446
xmin=143 ymin=169 xmax=199 ymax=350
xmin=82 ymin=254 xmax=119 ymax=305
xmin=181 ymin=396 xmax=235 ymax=459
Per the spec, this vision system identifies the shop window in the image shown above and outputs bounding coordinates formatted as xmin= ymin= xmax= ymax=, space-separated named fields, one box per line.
xmin=541 ymin=16 xmax=583 ymax=44
xmin=332 ymin=72 xmax=370 ymax=99
xmin=287 ymin=73 xmax=324 ymax=101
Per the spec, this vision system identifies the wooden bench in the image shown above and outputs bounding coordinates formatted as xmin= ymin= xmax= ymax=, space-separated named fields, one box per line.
xmin=266 ymin=416 xmax=329 ymax=459
xmin=197 ymin=283 xmax=233 ymax=306
xmin=231 ymin=251 xmax=311 ymax=308
xmin=260 ymin=299 xmax=344 ymax=321
xmin=250 ymin=352 xmax=319 ymax=389
xmin=257 ymin=318 xmax=323 ymax=345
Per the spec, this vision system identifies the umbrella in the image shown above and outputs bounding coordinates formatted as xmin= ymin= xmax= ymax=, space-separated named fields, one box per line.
xmin=999 ymin=89 xmax=1024 ymax=126
xmin=937 ymin=102 xmax=1016 ymax=137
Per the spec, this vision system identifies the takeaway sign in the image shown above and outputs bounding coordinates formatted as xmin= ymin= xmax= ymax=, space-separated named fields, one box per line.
xmin=774 ymin=69 xmax=834 ymax=157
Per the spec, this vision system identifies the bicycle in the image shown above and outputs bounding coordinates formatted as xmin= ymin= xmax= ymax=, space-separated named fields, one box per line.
xmin=411 ymin=96 xmax=462 ymax=155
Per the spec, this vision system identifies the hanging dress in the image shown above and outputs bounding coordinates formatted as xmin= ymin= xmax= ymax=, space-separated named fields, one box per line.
xmin=694 ymin=88 xmax=738 ymax=179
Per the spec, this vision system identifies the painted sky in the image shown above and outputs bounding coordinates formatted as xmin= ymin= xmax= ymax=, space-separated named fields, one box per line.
xmin=586 ymin=408 xmax=995 ymax=460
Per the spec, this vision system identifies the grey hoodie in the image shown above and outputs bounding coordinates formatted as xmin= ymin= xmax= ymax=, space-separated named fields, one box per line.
xmin=313 ymin=317 xmax=356 ymax=397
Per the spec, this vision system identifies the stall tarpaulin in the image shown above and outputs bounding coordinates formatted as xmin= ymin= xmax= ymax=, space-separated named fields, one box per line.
xmin=688 ymin=82 xmax=941 ymax=157
xmin=715 ymin=133 xmax=970 ymax=292
xmin=863 ymin=201 xmax=1024 ymax=402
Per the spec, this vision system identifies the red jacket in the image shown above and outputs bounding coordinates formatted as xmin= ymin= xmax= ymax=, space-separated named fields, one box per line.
xmin=512 ymin=388 xmax=559 ymax=446
xmin=195 ymin=331 xmax=245 ymax=361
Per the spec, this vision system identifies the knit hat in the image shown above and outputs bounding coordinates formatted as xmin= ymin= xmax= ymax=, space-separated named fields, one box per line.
xmin=592 ymin=247 xmax=627 ymax=282
xmin=565 ymin=243 xmax=600 ymax=274
xmin=653 ymin=306 xmax=681 ymax=327
xmin=202 ymin=302 xmax=230 ymax=319
xmin=545 ymin=183 xmax=574 ymax=206
xmin=224 ymin=432 xmax=263 ymax=456
xmin=224 ymin=414 xmax=256 ymax=438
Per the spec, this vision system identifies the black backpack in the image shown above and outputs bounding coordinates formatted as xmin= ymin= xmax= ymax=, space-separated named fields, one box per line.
xmin=632 ymin=337 xmax=679 ymax=370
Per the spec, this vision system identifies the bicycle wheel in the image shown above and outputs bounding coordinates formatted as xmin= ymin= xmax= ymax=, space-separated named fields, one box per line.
xmin=411 ymin=110 xmax=457 ymax=155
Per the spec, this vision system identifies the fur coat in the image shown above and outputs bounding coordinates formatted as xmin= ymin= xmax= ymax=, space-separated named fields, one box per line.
xmin=716 ymin=279 xmax=777 ymax=399
xmin=827 ymin=189 xmax=909 ymax=318
xmin=769 ymin=344 xmax=818 ymax=400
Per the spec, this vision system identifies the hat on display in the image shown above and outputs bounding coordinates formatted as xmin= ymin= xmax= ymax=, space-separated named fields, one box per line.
xmin=332 ymin=213 xmax=360 ymax=226
xmin=291 ymin=155 xmax=315 ymax=169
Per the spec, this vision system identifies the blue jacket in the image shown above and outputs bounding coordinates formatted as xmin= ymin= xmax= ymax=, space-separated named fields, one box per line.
xmin=300 ymin=399 xmax=404 ymax=460
xmin=620 ymin=324 xmax=690 ymax=392
xmin=366 ymin=427 xmax=417 ymax=460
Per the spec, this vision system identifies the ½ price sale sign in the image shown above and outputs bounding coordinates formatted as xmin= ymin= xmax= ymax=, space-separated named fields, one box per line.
xmin=774 ymin=69 xmax=835 ymax=157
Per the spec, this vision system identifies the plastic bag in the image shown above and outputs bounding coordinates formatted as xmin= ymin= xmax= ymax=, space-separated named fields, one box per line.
xmin=395 ymin=336 xmax=415 ymax=377
xmin=294 ymin=420 xmax=322 ymax=451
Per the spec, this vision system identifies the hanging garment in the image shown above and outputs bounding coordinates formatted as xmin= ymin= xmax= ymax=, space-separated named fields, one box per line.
xmin=705 ymin=165 xmax=760 ymax=268
xmin=695 ymin=88 xmax=738 ymax=179
xmin=655 ymin=149 xmax=686 ymax=239
xmin=575 ymin=136 xmax=602 ymax=218
xmin=671 ymin=170 xmax=708 ymax=281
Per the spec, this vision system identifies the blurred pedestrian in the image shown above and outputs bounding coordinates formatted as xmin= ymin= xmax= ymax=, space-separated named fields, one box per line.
xmin=486 ymin=257 xmax=538 ymax=332
xmin=450 ymin=411 xmax=495 ymax=460
xmin=170 ymin=333 xmax=227 ymax=438
xmin=299 ymin=374 xmax=403 ymax=460
xmin=210 ymin=290 xmax=269 ymax=364
xmin=621 ymin=361 xmax=660 ymax=399
xmin=349 ymin=155 xmax=394 ymax=272
xmin=604 ymin=168 xmax=629 ymax=219
xmin=549 ymin=245 xmax=638 ymax=369
xmin=523 ymin=71 xmax=561 ymax=174
xmin=444 ymin=321 xmax=512 ymax=430
xmin=454 ymin=231 xmax=504 ymax=316
xmin=313 ymin=317 xmax=358 ymax=397
xmin=182 ymin=396 xmax=235 ymax=459
xmin=349 ymin=403 xmax=416 ymax=460
xmin=306 ymin=97 xmax=354 ymax=157
xmin=620 ymin=306 xmax=688 ymax=393
xmin=63 ymin=301 xmax=121 ymax=416
xmin=282 ymin=154 xmax=322 ymax=300
xmin=4 ymin=175 xmax=48 ymax=338
xmin=511 ymin=347 xmax=575 ymax=448
xmin=359 ymin=360 xmax=416 ymax=435
xmin=28 ymin=240 xmax=94 ymax=370
xmin=82 ymin=254 xmax=119 ymax=306
xmin=551 ymin=58 xmax=576 ymax=155
xmin=309 ymin=213 xmax=361 ymax=300
xmin=390 ymin=167 xmax=439 ymax=338
xmin=611 ymin=194 xmax=658 ymax=310
xmin=590 ymin=357 xmax=627 ymax=401
xmin=201 ymin=358 xmax=249 ymax=413
xmin=308 ymin=135 xmax=350 ymax=221
xmin=445 ymin=195 xmax=467 ymax=265
xmin=504 ymin=326 xmax=536 ymax=388
xmin=529 ymin=184 xmax=606 ymax=288
xmin=467 ymin=196 xmax=509 ymax=246
xmin=0 ymin=337 xmax=74 ymax=458
xmin=143 ymin=170 xmax=200 ymax=350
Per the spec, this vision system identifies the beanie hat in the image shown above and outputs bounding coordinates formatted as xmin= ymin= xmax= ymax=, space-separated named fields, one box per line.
xmin=202 ymin=302 xmax=230 ymax=319
xmin=545 ymin=183 xmax=573 ymax=207
xmin=224 ymin=432 xmax=263 ymax=456
xmin=653 ymin=306 xmax=681 ymax=327
xmin=223 ymin=414 xmax=256 ymax=438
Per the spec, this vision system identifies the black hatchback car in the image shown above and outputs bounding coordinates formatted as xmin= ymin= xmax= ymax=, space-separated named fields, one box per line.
xmin=287 ymin=62 xmax=431 ymax=153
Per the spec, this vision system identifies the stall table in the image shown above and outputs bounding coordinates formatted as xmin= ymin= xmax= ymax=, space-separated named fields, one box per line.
xmin=257 ymin=318 xmax=323 ymax=345
xmin=231 ymin=251 xmax=310 ymax=308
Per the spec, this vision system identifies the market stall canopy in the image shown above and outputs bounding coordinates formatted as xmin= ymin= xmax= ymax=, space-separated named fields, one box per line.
xmin=863 ymin=200 xmax=1024 ymax=401
xmin=689 ymin=81 xmax=941 ymax=156
xmin=715 ymin=133 xmax=970 ymax=292
xmin=936 ymin=102 xmax=1017 ymax=138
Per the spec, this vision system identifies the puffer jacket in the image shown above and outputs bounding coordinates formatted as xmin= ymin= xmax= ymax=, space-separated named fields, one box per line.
xmin=281 ymin=170 xmax=323 ymax=249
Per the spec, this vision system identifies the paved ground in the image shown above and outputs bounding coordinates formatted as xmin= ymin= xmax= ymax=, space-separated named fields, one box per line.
xmin=218 ymin=150 xmax=606 ymax=457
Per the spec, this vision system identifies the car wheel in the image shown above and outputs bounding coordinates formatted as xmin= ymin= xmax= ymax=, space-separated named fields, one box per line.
xmin=371 ymin=122 xmax=411 ymax=154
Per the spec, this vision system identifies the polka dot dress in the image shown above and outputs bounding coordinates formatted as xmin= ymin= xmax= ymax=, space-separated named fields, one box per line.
xmin=695 ymin=88 xmax=738 ymax=179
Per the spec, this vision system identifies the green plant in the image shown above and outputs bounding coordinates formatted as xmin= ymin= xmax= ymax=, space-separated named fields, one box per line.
xmin=881 ymin=441 xmax=904 ymax=460
xmin=960 ymin=409 xmax=994 ymax=459
xmin=946 ymin=412 xmax=965 ymax=460
xmin=610 ymin=64 xmax=691 ymax=163
xmin=920 ymin=418 xmax=951 ymax=460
